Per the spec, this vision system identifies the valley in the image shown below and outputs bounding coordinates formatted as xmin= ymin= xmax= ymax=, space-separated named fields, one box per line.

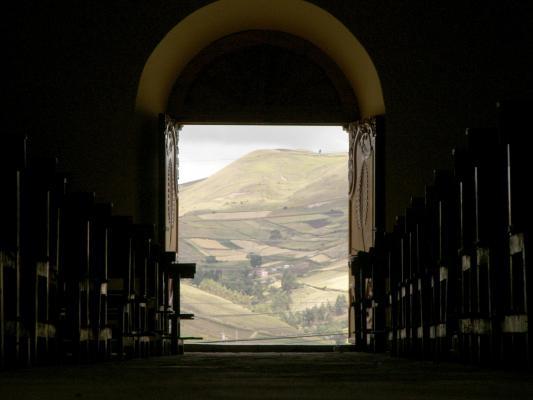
xmin=178 ymin=149 xmax=349 ymax=345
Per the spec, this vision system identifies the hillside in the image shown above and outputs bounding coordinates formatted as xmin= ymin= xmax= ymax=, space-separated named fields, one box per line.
xmin=179 ymin=149 xmax=347 ymax=215
xmin=180 ymin=283 xmax=331 ymax=344
xmin=179 ymin=149 xmax=349 ymax=344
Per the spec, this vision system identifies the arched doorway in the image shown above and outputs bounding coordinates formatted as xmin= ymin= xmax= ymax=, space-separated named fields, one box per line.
xmin=136 ymin=0 xmax=384 ymax=118
xmin=135 ymin=0 xmax=386 ymax=344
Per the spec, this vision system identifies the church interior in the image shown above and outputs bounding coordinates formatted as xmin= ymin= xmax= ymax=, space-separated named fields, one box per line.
xmin=1 ymin=1 xmax=533 ymax=398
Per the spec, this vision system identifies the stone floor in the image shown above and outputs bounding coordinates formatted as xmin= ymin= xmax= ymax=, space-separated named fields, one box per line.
xmin=1 ymin=352 xmax=532 ymax=400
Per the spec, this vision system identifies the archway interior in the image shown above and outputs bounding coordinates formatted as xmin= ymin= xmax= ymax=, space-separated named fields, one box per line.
xmin=166 ymin=29 xmax=356 ymax=344
xmin=136 ymin=0 xmax=385 ymax=119
xmin=168 ymin=31 xmax=359 ymax=124
xmin=137 ymin=0 xmax=386 ymax=344
xmin=177 ymin=124 xmax=349 ymax=345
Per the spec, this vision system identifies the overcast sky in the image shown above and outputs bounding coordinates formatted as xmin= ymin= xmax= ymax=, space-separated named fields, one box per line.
xmin=179 ymin=125 xmax=347 ymax=183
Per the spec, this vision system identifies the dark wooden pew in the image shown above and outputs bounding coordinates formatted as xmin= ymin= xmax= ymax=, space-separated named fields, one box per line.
xmin=383 ymin=234 xmax=395 ymax=354
xmin=1 ymin=136 xmax=199 ymax=366
xmin=90 ymin=203 xmax=113 ymax=360
xmin=390 ymin=216 xmax=406 ymax=356
xmin=405 ymin=197 xmax=427 ymax=358
xmin=371 ymin=244 xmax=387 ymax=353
xmin=424 ymin=184 xmax=440 ymax=358
xmin=20 ymin=158 xmax=63 ymax=365
xmin=498 ymin=101 xmax=532 ymax=366
xmin=108 ymin=216 xmax=134 ymax=358
xmin=59 ymin=192 xmax=95 ymax=362
xmin=166 ymin=258 xmax=196 ymax=355
xmin=466 ymin=128 xmax=507 ymax=364
xmin=453 ymin=146 xmax=477 ymax=363
xmin=388 ymin=218 xmax=405 ymax=356
xmin=0 ymin=136 xmax=29 ymax=368
xmin=146 ymin=242 xmax=162 ymax=354
xmin=351 ymin=251 xmax=373 ymax=351
xmin=151 ymin=251 xmax=197 ymax=355
xmin=153 ymin=251 xmax=174 ymax=355
xmin=431 ymin=170 xmax=459 ymax=361
xmin=131 ymin=224 xmax=155 ymax=357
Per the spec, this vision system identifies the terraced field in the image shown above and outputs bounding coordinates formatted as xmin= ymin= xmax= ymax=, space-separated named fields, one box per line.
xmin=179 ymin=283 xmax=330 ymax=344
xmin=178 ymin=149 xmax=349 ymax=343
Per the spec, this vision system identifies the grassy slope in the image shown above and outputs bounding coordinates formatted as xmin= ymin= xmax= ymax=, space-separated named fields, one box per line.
xmin=179 ymin=149 xmax=347 ymax=215
xmin=180 ymin=283 xmax=332 ymax=344
xmin=178 ymin=149 xmax=348 ymax=342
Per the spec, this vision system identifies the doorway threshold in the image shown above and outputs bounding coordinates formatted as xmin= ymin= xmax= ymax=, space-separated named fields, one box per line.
xmin=185 ymin=344 xmax=356 ymax=353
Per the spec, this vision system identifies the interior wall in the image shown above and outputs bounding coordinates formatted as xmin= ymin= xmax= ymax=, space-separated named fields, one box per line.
xmin=4 ymin=1 xmax=533 ymax=228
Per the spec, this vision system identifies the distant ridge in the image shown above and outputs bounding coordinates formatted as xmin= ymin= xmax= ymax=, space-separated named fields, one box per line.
xmin=178 ymin=148 xmax=349 ymax=343
xmin=179 ymin=177 xmax=206 ymax=190
xmin=179 ymin=149 xmax=347 ymax=216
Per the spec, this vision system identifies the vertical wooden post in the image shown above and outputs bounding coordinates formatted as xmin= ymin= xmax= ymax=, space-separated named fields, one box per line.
xmin=171 ymin=270 xmax=180 ymax=355
xmin=345 ymin=116 xmax=386 ymax=345
xmin=160 ymin=114 xmax=182 ymax=254
xmin=0 ymin=251 xmax=4 ymax=369
xmin=16 ymin=169 xmax=21 ymax=365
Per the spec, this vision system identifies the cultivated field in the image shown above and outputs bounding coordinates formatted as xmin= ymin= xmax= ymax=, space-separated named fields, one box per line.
xmin=178 ymin=149 xmax=349 ymax=344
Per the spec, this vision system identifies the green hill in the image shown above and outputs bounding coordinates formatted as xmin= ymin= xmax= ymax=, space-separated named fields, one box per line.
xmin=179 ymin=149 xmax=347 ymax=215
xmin=178 ymin=149 xmax=349 ymax=344
xmin=180 ymin=283 xmax=334 ymax=344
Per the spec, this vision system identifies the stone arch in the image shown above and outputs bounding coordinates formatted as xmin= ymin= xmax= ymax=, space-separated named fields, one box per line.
xmin=135 ymin=0 xmax=385 ymax=119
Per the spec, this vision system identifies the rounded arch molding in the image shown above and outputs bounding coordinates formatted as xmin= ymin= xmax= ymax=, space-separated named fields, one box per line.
xmin=135 ymin=0 xmax=385 ymax=120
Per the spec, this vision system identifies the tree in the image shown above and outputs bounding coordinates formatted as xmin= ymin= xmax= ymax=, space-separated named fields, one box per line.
xmin=205 ymin=255 xmax=217 ymax=263
xmin=302 ymin=308 xmax=315 ymax=327
xmin=269 ymin=229 xmax=282 ymax=240
xmin=334 ymin=295 xmax=348 ymax=316
xmin=316 ymin=303 xmax=328 ymax=321
xmin=271 ymin=291 xmax=291 ymax=313
xmin=240 ymin=266 xmax=265 ymax=299
xmin=247 ymin=252 xmax=262 ymax=268
xmin=281 ymin=270 xmax=298 ymax=292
